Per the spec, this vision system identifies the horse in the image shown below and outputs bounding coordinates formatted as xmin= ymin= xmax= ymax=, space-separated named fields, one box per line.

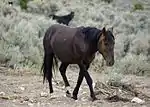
xmin=49 ymin=11 xmax=74 ymax=26
xmin=41 ymin=24 xmax=115 ymax=101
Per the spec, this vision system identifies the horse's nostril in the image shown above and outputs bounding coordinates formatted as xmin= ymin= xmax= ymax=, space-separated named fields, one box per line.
xmin=111 ymin=61 xmax=114 ymax=66
xmin=109 ymin=62 xmax=111 ymax=65
xmin=108 ymin=61 xmax=114 ymax=66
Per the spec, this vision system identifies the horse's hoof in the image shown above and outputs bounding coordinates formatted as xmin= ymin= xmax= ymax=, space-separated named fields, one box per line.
xmin=72 ymin=95 xmax=77 ymax=100
xmin=91 ymin=96 xmax=98 ymax=101
xmin=50 ymin=90 xmax=53 ymax=93
xmin=92 ymin=97 xmax=98 ymax=101
xmin=66 ymin=91 xmax=71 ymax=97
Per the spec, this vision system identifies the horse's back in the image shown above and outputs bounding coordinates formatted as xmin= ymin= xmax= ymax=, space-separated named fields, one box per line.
xmin=49 ymin=24 xmax=78 ymax=45
xmin=48 ymin=24 xmax=85 ymax=63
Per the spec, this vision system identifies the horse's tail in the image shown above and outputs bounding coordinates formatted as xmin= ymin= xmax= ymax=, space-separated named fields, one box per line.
xmin=41 ymin=54 xmax=59 ymax=84
xmin=41 ymin=53 xmax=54 ymax=93
xmin=52 ymin=55 xmax=59 ymax=83
xmin=41 ymin=54 xmax=48 ymax=84
xmin=41 ymin=25 xmax=59 ymax=92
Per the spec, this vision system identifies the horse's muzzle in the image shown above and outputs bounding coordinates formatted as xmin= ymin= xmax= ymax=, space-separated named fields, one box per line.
xmin=106 ymin=59 xmax=114 ymax=66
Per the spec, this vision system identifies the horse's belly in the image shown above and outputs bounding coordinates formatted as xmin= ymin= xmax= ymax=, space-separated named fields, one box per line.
xmin=54 ymin=46 xmax=74 ymax=63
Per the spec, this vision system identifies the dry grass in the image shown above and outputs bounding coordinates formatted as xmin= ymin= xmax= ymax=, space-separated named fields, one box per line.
xmin=0 ymin=0 xmax=150 ymax=80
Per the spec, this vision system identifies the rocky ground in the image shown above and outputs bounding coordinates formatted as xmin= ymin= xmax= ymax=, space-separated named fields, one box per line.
xmin=0 ymin=66 xmax=150 ymax=107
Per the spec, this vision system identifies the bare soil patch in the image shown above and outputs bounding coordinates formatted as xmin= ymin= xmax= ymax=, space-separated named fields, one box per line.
xmin=0 ymin=66 xmax=150 ymax=107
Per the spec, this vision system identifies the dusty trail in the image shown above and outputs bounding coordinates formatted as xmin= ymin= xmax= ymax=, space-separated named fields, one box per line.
xmin=0 ymin=67 xmax=150 ymax=107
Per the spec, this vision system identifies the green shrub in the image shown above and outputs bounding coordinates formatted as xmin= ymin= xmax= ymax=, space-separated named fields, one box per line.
xmin=19 ymin=0 xmax=28 ymax=10
xmin=101 ymin=0 xmax=113 ymax=3
xmin=133 ymin=3 xmax=144 ymax=11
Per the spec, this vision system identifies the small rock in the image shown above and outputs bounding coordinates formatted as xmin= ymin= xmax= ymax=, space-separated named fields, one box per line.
xmin=57 ymin=81 xmax=64 ymax=86
xmin=13 ymin=90 xmax=21 ymax=94
xmin=75 ymin=100 xmax=78 ymax=102
xmin=10 ymin=94 xmax=19 ymax=100
xmin=131 ymin=97 xmax=145 ymax=104
xmin=40 ymin=92 xmax=48 ymax=97
xmin=20 ymin=100 xmax=26 ymax=104
xmin=82 ymin=91 xmax=87 ymax=94
xmin=118 ymin=89 xmax=122 ymax=93
xmin=23 ymin=96 xmax=29 ymax=101
xmin=19 ymin=86 xmax=25 ymax=91
xmin=28 ymin=103 xmax=34 ymax=107
xmin=81 ymin=97 xmax=88 ymax=101
xmin=12 ymin=99 xmax=16 ymax=103
xmin=0 ymin=92 xmax=5 ymax=96
xmin=29 ymin=99 xmax=37 ymax=103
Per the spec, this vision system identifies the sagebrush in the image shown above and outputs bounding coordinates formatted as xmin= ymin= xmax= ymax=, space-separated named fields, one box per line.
xmin=0 ymin=0 xmax=150 ymax=79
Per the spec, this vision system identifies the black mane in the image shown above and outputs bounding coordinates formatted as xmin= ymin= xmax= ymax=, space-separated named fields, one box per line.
xmin=82 ymin=27 xmax=101 ymax=44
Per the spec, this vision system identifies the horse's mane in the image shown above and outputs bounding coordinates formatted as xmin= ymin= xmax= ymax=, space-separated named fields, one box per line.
xmin=81 ymin=27 xmax=101 ymax=43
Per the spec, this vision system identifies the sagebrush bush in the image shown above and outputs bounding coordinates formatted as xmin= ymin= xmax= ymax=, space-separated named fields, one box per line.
xmin=0 ymin=3 xmax=57 ymax=68
xmin=133 ymin=3 xmax=144 ymax=11
xmin=27 ymin=0 xmax=59 ymax=15
xmin=0 ymin=0 xmax=149 ymax=79
xmin=101 ymin=0 xmax=113 ymax=3
xmin=19 ymin=0 xmax=28 ymax=10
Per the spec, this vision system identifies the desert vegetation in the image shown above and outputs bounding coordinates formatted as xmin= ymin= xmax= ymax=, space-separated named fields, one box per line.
xmin=0 ymin=0 xmax=150 ymax=79
xmin=0 ymin=0 xmax=150 ymax=106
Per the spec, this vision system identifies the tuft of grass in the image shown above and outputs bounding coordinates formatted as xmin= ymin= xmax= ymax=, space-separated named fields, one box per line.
xmin=19 ymin=0 xmax=28 ymax=10
xmin=133 ymin=3 xmax=144 ymax=11
xmin=101 ymin=0 xmax=113 ymax=3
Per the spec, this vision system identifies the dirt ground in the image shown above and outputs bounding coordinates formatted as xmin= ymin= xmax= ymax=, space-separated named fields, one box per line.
xmin=0 ymin=66 xmax=150 ymax=107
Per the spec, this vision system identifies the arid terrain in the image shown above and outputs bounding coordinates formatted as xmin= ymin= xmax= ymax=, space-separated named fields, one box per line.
xmin=0 ymin=0 xmax=150 ymax=107
xmin=0 ymin=66 xmax=150 ymax=107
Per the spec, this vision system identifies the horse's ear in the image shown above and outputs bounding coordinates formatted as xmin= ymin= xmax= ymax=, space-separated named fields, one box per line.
xmin=102 ymin=27 xmax=106 ymax=34
xmin=108 ymin=27 xmax=113 ymax=33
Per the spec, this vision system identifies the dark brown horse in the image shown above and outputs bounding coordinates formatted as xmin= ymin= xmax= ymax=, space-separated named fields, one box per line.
xmin=41 ymin=24 xmax=115 ymax=101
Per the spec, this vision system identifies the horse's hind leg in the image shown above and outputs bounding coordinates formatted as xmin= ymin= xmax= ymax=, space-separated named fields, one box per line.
xmin=59 ymin=63 xmax=71 ymax=96
xmin=72 ymin=70 xmax=84 ymax=100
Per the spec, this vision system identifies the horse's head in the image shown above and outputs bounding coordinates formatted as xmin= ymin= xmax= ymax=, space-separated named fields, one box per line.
xmin=70 ymin=11 xmax=74 ymax=18
xmin=98 ymin=27 xmax=115 ymax=66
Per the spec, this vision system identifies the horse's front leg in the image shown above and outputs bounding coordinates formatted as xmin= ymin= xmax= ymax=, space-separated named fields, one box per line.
xmin=72 ymin=63 xmax=97 ymax=101
xmin=84 ymin=69 xmax=97 ymax=101
xmin=80 ymin=63 xmax=97 ymax=101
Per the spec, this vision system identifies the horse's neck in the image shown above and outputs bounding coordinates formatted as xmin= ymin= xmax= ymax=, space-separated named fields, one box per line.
xmin=88 ymin=42 xmax=98 ymax=55
xmin=81 ymin=27 xmax=100 ymax=55
xmin=82 ymin=27 xmax=101 ymax=45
